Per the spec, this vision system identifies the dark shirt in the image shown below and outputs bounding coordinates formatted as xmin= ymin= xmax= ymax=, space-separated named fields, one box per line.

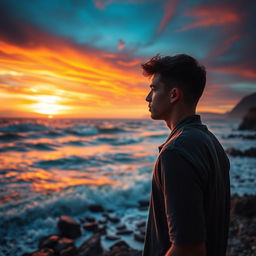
xmin=143 ymin=115 xmax=230 ymax=256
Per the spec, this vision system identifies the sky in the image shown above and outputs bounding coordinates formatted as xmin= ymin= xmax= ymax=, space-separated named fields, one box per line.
xmin=0 ymin=0 xmax=255 ymax=118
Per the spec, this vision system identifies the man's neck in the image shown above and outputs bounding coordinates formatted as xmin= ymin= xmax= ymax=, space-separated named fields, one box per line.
xmin=165 ymin=109 xmax=196 ymax=131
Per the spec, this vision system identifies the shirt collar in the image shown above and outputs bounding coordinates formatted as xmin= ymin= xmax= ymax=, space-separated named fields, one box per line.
xmin=158 ymin=114 xmax=202 ymax=152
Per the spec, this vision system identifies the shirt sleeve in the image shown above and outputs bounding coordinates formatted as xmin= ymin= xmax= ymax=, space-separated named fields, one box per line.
xmin=159 ymin=148 xmax=206 ymax=245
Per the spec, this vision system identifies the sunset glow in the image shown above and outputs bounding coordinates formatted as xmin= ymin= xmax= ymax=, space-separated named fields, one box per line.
xmin=0 ymin=0 xmax=255 ymax=118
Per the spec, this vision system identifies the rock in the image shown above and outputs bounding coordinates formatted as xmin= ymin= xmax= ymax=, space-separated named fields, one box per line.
xmin=226 ymin=147 xmax=256 ymax=157
xmin=228 ymin=92 xmax=256 ymax=118
xmin=136 ymin=221 xmax=146 ymax=228
xmin=239 ymin=107 xmax=256 ymax=130
xmin=97 ymin=224 xmax=107 ymax=234
xmin=110 ymin=240 xmax=130 ymax=251
xmin=116 ymin=224 xmax=126 ymax=230
xmin=83 ymin=222 xmax=98 ymax=232
xmin=108 ymin=240 xmax=142 ymax=256
xmin=59 ymin=246 xmax=77 ymax=256
xmin=77 ymin=233 xmax=103 ymax=256
xmin=138 ymin=200 xmax=149 ymax=208
xmin=85 ymin=216 xmax=96 ymax=223
xmin=105 ymin=235 xmax=120 ymax=241
xmin=108 ymin=216 xmax=120 ymax=223
xmin=233 ymin=195 xmax=256 ymax=218
xmin=53 ymin=237 xmax=74 ymax=252
xmin=58 ymin=216 xmax=81 ymax=239
xmin=116 ymin=230 xmax=133 ymax=235
xmin=22 ymin=248 xmax=55 ymax=256
xmin=89 ymin=204 xmax=104 ymax=213
xmin=98 ymin=218 xmax=108 ymax=224
xmin=39 ymin=235 xmax=60 ymax=249
xmin=134 ymin=233 xmax=144 ymax=243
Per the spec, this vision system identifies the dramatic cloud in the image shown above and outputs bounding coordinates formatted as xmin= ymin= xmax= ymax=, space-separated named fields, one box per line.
xmin=180 ymin=4 xmax=240 ymax=31
xmin=0 ymin=0 xmax=255 ymax=117
xmin=158 ymin=0 xmax=180 ymax=34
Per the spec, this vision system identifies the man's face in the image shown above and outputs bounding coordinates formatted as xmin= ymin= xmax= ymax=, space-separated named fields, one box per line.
xmin=146 ymin=73 xmax=172 ymax=120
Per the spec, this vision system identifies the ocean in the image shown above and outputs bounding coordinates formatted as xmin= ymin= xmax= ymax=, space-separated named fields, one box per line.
xmin=0 ymin=117 xmax=256 ymax=255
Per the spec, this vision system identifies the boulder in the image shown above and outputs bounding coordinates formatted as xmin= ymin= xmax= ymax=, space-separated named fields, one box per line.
xmin=83 ymin=222 xmax=98 ymax=232
xmin=233 ymin=195 xmax=256 ymax=218
xmin=58 ymin=216 xmax=81 ymax=239
xmin=226 ymin=147 xmax=256 ymax=157
xmin=89 ymin=204 xmax=104 ymax=212
xmin=22 ymin=248 xmax=55 ymax=256
xmin=77 ymin=233 xmax=103 ymax=256
xmin=39 ymin=235 xmax=60 ymax=249
xmin=239 ymin=107 xmax=256 ymax=130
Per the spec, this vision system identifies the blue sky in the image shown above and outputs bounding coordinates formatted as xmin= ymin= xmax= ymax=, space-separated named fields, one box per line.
xmin=0 ymin=0 xmax=255 ymax=117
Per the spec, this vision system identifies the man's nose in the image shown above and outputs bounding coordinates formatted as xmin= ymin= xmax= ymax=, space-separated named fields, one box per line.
xmin=146 ymin=91 xmax=152 ymax=102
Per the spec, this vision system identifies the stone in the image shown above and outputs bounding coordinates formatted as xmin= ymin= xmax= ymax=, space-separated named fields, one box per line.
xmin=136 ymin=221 xmax=146 ymax=228
xmin=239 ymin=107 xmax=256 ymax=131
xmin=38 ymin=235 xmax=60 ymax=249
xmin=108 ymin=216 xmax=120 ymax=223
xmin=58 ymin=216 xmax=81 ymax=239
xmin=77 ymin=233 xmax=103 ymax=256
xmin=116 ymin=230 xmax=133 ymax=235
xmin=105 ymin=235 xmax=120 ymax=241
xmin=22 ymin=248 xmax=55 ymax=256
xmin=226 ymin=147 xmax=256 ymax=157
xmin=234 ymin=195 xmax=256 ymax=218
xmin=89 ymin=204 xmax=104 ymax=212
xmin=85 ymin=216 xmax=96 ymax=222
xmin=138 ymin=200 xmax=149 ymax=208
xmin=53 ymin=237 xmax=74 ymax=252
xmin=98 ymin=218 xmax=108 ymax=224
xmin=59 ymin=246 xmax=77 ymax=256
xmin=134 ymin=233 xmax=144 ymax=243
xmin=116 ymin=224 xmax=126 ymax=230
xmin=83 ymin=222 xmax=98 ymax=232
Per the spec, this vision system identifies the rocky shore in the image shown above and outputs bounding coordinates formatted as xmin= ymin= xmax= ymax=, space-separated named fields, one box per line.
xmin=21 ymin=196 xmax=256 ymax=256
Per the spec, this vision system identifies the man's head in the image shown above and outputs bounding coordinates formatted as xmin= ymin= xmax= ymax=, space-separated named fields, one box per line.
xmin=142 ymin=54 xmax=206 ymax=120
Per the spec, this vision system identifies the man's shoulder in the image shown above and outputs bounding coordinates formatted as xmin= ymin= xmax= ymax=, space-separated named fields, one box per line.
xmin=167 ymin=124 xmax=213 ymax=150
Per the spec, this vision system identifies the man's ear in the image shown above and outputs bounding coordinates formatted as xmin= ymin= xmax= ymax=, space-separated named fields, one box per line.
xmin=170 ymin=88 xmax=181 ymax=103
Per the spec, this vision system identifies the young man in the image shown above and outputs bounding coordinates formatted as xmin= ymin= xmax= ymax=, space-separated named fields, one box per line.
xmin=142 ymin=54 xmax=230 ymax=256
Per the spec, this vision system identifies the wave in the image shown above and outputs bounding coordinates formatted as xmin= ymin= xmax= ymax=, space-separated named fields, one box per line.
xmin=0 ymin=132 xmax=25 ymax=142
xmin=0 ymin=123 xmax=51 ymax=133
xmin=97 ymin=136 xmax=143 ymax=145
xmin=0 ymin=142 xmax=57 ymax=153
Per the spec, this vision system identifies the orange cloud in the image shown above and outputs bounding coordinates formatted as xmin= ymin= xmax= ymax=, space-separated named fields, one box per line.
xmin=0 ymin=31 xmax=148 ymax=118
xmin=210 ymin=66 xmax=256 ymax=79
xmin=180 ymin=4 xmax=240 ymax=31
xmin=158 ymin=0 xmax=180 ymax=34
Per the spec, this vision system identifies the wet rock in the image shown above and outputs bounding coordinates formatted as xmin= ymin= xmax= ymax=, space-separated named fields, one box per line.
xmin=96 ymin=224 xmax=107 ymax=234
xmin=85 ymin=216 xmax=96 ymax=222
xmin=105 ymin=235 xmax=120 ymax=241
xmin=116 ymin=230 xmax=133 ymax=235
xmin=138 ymin=200 xmax=149 ymax=211
xmin=98 ymin=218 xmax=108 ymax=224
xmin=134 ymin=233 xmax=144 ymax=243
xmin=226 ymin=147 xmax=256 ymax=157
xmin=58 ymin=216 xmax=81 ymax=239
xmin=53 ymin=237 xmax=74 ymax=252
xmin=239 ymin=107 xmax=256 ymax=131
xmin=77 ymin=233 xmax=103 ymax=256
xmin=22 ymin=248 xmax=55 ymax=256
xmin=108 ymin=216 xmax=120 ymax=223
xmin=89 ymin=204 xmax=104 ymax=213
xmin=116 ymin=224 xmax=126 ymax=230
xmin=83 ymin=222 xmax=98 ymax=232
xmin=39 ymin=235 xmax=60 ymax=249
xmin=234 ymin=195 xmax=256 ymax=218
xmin=110 ymin=240 xmax=130 ymax=251
xmin=136 ymin=221 xmax=146 ymax=228
xmin=59 ymin=246 xmax=77 ymax=256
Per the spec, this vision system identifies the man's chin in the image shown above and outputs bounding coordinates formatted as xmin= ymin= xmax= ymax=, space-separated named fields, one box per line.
xmin=150 ymin=112 xmax=161 ymax=120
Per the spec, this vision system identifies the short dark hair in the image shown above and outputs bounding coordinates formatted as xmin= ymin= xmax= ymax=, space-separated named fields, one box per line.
xmin=141 ymin=54 xmax=206 ymax=105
